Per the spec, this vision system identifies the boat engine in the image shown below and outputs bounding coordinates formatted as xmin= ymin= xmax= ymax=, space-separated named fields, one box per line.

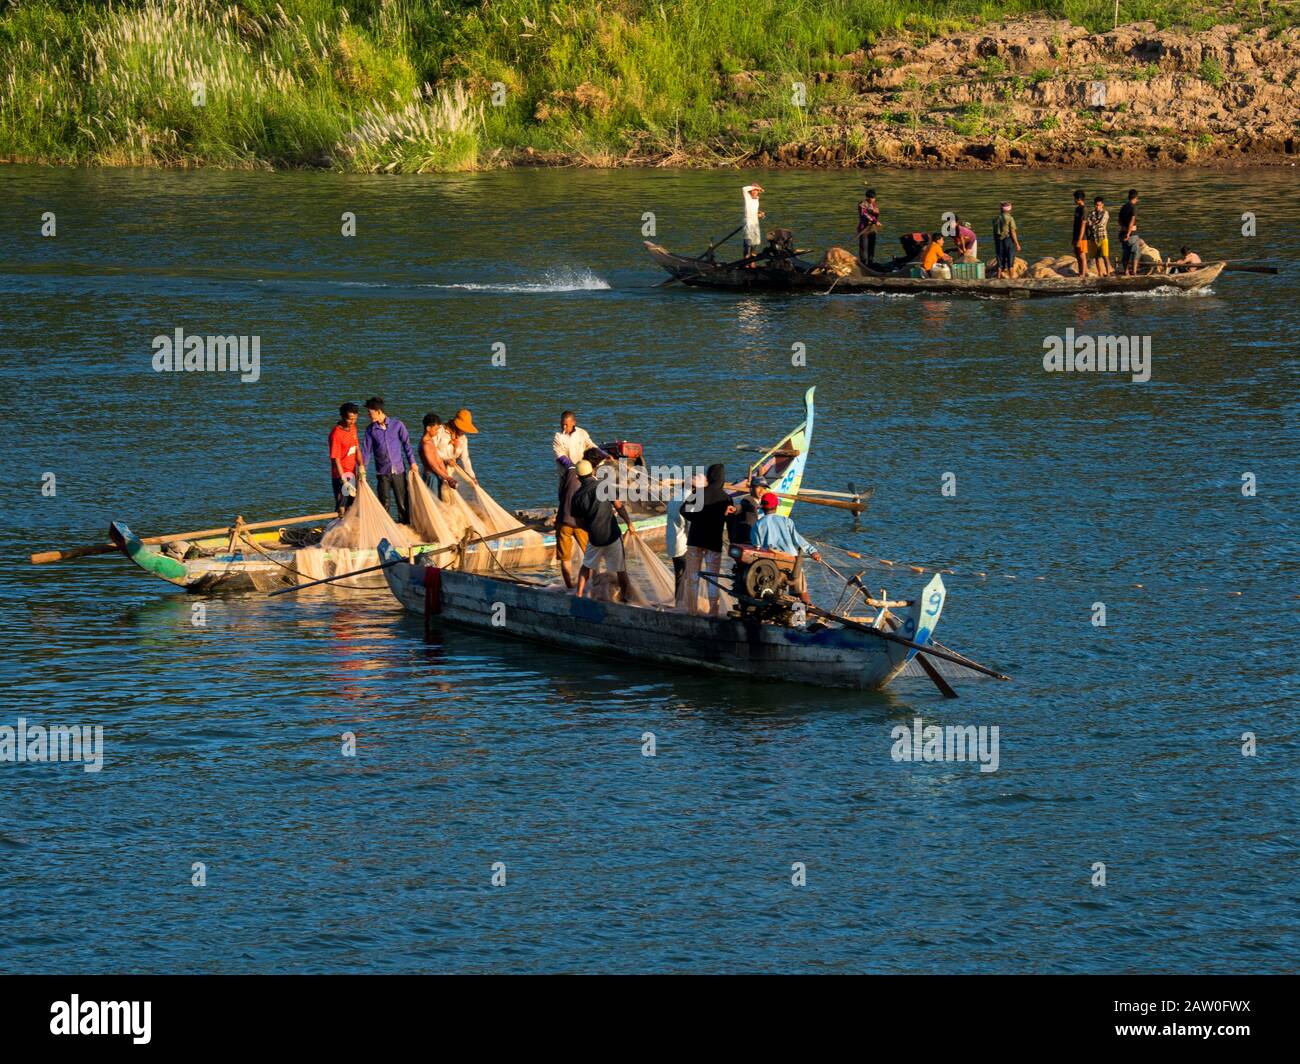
xmin=729 ymin=545 xmax=802 ymax=623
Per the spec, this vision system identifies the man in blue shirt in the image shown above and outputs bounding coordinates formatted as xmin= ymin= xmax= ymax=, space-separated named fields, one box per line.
xmin=360 ymin=396 xmax=417 ymax=524
xmin=751 ymin=492 xmax=821 ymax=604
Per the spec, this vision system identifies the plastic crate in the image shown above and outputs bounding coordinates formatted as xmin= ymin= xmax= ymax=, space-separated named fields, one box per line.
xmin=908 ymin=264 xmax=928 ymax=278
xmin=950 ymin=261 xmax=986 ymax=280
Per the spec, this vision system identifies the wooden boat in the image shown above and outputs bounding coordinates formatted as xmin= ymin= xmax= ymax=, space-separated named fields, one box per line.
xmin=646 ymin=241 xmax=1226 ymax=298
xmin=108 ymin=388 xmax=819 ymax=593
xmin=376 ymin=538 xmax=947 ymax=691
xmin=107 ymin=512 xmax=666 ymax=594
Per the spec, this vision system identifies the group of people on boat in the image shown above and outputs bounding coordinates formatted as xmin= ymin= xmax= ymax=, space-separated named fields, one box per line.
xmin=739 ymin=182 xmax=1204 ymax=280
xmin=328 ymin=399 xmax=478 ymax=522
xmin=553 ymin=410 xmax=820 ymax=616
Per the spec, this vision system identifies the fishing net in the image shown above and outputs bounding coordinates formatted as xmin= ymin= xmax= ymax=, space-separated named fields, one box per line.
xmin=447 ymin=464 xmax=546 ymax=572
xmin=623 ymin=533 xmax=677 ymax=609
xmin=320 ymin=477 xmax=415 ymax=550
xmin=293 ymin=477 xmax=416 ymax=589
xmin=405 ymin=468 xmax=457 ymax=547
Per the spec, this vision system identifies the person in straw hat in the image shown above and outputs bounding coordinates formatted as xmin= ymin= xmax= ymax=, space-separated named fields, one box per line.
xmin=741 ymin=182 xmax=766 ymax=260
xmin=433 ymin=408 xmax=478 ymax=499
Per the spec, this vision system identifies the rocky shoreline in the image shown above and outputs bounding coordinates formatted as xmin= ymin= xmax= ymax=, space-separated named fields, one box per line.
xmin=513 ymin=19 xmax=1300 ymax=171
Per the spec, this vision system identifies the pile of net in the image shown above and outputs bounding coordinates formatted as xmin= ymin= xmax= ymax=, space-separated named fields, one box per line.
xmin=575 ymin=532 xmax=685 ymax=611
xmin=407 ymin=466 xmax=546 ymax=573
xmin=295 ymin=477 xmax=415 ymax=589
xmin=623 ymin=532 xmax=676 ymax=608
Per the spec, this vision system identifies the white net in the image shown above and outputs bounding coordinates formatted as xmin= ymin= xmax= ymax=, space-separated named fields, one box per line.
xmin=623 ymin=533 xmax=677 ymax=609
xmin=320 ymin=477 xmax=415 ymax=550
xmin=405 ymin=468 xmax=457 ymax=547
xmin=448 ymin=464 xmax=545 ymax=572
xmin=293 ymin=545 xmax=388 ymax=590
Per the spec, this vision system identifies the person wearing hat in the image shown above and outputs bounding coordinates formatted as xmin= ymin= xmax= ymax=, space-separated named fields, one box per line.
xmin=726 ymin=474 xmax=769 ymax=548
xmin=741 ymin=183 xmax=766 ymax=260
xmin=751 ymin=492 xmax=821 ymax=605
xmin=433 ymin=408 xmax=478 ymax=498
xmin=992 ymin=201 xmax=1021 ymax=277
xmin=569 ymin=459 xmax=636 ymax=602
xmin=555 ymin=456 xmax=590 ymax=589
xmin=680 ymin=463 xmax=735 ymax=617
xmin=857 ymin=186 xmax=881 ymax=266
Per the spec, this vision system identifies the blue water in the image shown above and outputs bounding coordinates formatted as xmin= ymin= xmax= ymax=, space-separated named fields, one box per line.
xmin=1 ymin=165 xmax=1297 ymax=972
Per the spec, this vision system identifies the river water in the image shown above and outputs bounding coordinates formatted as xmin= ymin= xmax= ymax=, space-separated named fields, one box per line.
xmin=2 ymin=164 xmax=1297 ymax=973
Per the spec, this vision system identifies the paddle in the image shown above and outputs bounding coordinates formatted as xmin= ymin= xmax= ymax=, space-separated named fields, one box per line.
xmin=268 ymin=523 xmax=534 ymax=596
xmin=805 ymin=603 xmax=1009 ymax=680
xmin=1222 ymin=262 xmax=1280 ymax=274
xmin=30 ymin=511 xmax=341 ymax=565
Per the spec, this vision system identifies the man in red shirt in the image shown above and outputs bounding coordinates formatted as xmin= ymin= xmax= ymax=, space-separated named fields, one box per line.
xmin=329 ymin=402 xmax=361 ymax=510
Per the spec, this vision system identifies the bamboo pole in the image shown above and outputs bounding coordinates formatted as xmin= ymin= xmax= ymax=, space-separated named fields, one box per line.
xmin=30 ymin=511 xmax=340 ymax=565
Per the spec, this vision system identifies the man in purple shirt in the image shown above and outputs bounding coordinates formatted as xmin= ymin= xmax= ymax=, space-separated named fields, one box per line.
xmin=360 ymin=396 xmax=416 ymax=524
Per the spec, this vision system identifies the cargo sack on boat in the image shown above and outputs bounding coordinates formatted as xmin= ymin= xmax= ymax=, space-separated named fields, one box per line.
xmin=623 ymin=533 xmax=677 ymax=609
xmin=818 ymin=247 xmax=859 ymax=277
xmin=320 ymin=476 xmax=415 ymax=551
xmin=405 ymin=468 xmax=457 ymax=547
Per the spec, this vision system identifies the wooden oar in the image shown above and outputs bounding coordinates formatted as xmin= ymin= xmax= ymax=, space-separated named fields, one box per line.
xmin=805 ymin=603 xmax=1010 ymax=680
xmin=1221 ymin=262 xmax=1280 ymax=274
xmin=882 ymin=612 xmax=957 ymax=699
xmin=811 ymin=556 xmax=948 ymax=699
xmin=775 ymin=492 xmax=866 ymax=514
xmin=30 ymin=511 xmax=340 ymax=565
xmin=267 ymin=523 xmax=533 ymax=596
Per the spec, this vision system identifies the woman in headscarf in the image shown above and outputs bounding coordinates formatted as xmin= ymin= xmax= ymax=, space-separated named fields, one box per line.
xmin=679 ymin=463 xmax=735 ymax=617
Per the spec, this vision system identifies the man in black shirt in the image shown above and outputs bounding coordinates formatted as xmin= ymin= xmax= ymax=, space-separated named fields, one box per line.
xmin=570 ymin=460 xmax=635 ymax=601
xmin=681 ymin=463 xmax=736 ymax=617
xmin=555 ymin=461 xmax=587 ymax=589
xmin=1118 ymin=188 xmax=1139 ymax=275
xmin=1071 ymin=189 xmax=1088 ymax=278
xmin=726 ymin=475 xmax=767 ymax=547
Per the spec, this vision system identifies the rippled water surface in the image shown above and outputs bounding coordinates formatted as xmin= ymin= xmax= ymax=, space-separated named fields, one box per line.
xmin=2 ymin=165 xmax=1297 ymax=973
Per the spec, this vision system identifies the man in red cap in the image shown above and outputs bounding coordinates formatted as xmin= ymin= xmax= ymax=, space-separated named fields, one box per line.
xmin=751 ymin=492 xmax=821 ymax=605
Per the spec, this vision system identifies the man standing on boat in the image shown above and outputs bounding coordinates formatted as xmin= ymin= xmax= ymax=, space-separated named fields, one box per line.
xmin=552 ymin=410 xmax=609 ymax=478
xmin=742 ymin=183 xmax=765 ymax=261
xmin=1071 ymin=189 xmax=1089 ymax=278
xmin=555 ymin=457 xmax=588 ymax=590
xmin=857 ymin=187 xmax=881 ymax=266
xmin=360 ymin=397 xmax=416 ymax=524
xmin=1119 ymin=188 xmax=1141 ymax=276
xmin=419 ymin=413 xmax=456 ymax=494
xmin=570 ymin=459 xmax=636 ymax=602
xmin=993 ymin=202 xmax=1021 ymax=276
xmin=726 ymin=475 xmax=768 ymax=548
xmin=751 ymin=492 xmax=821 ymax=606
xmin=680 ymin=464 xmax=734 ymax=617
xmin=329 ymin=401 xmax=362 ymax=511
xmin=433 ymin=409 xmax=478 ymax=498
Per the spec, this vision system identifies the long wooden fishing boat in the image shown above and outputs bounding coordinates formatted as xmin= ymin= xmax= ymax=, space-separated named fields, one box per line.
xmin=107 ymin=388 xmax=820 ymax=593
xmin=646 ymin=241 xmax=1225 ymax=297
xmin=376 ymin=537 xmax=948 ymax=691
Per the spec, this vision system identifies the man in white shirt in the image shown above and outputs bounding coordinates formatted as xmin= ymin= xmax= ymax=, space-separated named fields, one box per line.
xmin=742 ymin=183 xmax=765 ymax=259
xmin=552 ymin=410 xmax=608 ymax=476
xmin=433 ymin=408 xmax=477 ymax=496
xmin=665 ymin=494 xmax=689 ymax=595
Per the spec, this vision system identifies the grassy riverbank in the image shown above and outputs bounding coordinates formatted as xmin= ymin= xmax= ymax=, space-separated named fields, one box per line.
xmin=1 ymin=1 xmax=1294 ymax=171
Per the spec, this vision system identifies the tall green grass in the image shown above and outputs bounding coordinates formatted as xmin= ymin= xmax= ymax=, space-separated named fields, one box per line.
xmin=0 ymin=1 xmax=1285 ymax=169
